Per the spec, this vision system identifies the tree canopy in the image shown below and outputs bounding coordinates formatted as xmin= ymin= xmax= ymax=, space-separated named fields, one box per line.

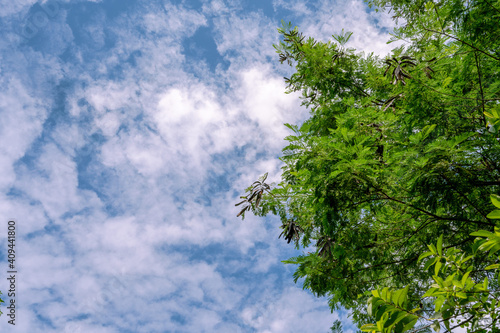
xmin=236 ymin=0 xmax=500 ymax=331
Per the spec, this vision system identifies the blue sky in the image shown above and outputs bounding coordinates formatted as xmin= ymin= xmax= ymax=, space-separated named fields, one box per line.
xmin=0 ymin=0 xmax=397 ymax=332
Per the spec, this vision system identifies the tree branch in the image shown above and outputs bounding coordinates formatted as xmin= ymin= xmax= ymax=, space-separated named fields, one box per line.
xmin=423 ymin=28 xmax=500 ymax=62
xmin=474 ymin=52 xmax=487 ymax=126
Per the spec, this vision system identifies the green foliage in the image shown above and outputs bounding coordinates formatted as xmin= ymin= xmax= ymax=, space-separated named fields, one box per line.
xmin=361 ymin=286 xmax=420 ymax=333
xmin=237 ymin=0 xmax=500 ymax=331
xmin=330 ymin=320 xmax=343 ymax=333
xmin=331 ymin=319 xmax=344 ymax=333
xmin=487 ymin=194 xmax=500 ymax=219
xmin=235 ymin=172 xmax=270 ymax=219
xmin=363 ymin=222 xmax=500 ymax=332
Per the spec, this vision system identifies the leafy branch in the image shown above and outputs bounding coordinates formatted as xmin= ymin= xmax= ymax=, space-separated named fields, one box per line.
xmin=235 ymin=173 xmax=271 ymax=219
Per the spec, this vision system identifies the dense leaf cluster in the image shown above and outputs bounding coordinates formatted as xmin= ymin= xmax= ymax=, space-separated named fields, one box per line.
xmin=236 ymin=0 xmax=500 ymax=331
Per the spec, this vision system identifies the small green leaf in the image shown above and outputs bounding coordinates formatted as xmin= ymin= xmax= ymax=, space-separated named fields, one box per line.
xmin=418 ymin=251 xmax=434 ymax=262
xmin=431 ymin=319 xmax=441 ymax=333
xmin=391 ymin=289 xmax=401 ymax=307
xmin=423 ymin=124 xmax=436 ymax=139
xmin=437 ymin=235 xmax=443 ymax=256
xmin=423 ymin=287 xmax=438 ymax=298
xmin=491 ymin=195 xmax=500 ymax=209
xmin=460 ymin=255 xmax=473 ymax=264
xmin=397 ymin=286 xmax=408 ymax=307
xmin=487 ymin=210 xmax=500 ymax=219
xmin=430 ymin=312 xmax=442 ymax=320
xmin=485 ymin=111 xmax=495 ymax=118
xmin=284 ymin=123 xmax=297 ymax=132
xmin=381 ymin=287 xmax=389 ymax=301
xmin=425 ymin=1 xmax=435 ymax=10
xmin=435 ymin=260 xmax=442 ymax=276
xmin=367 ymin=296 xmax=374 ymax=316
xmin=330 ymin=170 xmax=344 ymax=178
xmin=360 ymin=324 xmax=378 ymax=332
xmin=442 ymin=77 xmax=453 ymax=88
xmin=435 ymin=296 xmax=445 ymax=311
xmin=452 ymin=278 xmax=463 ymax=289
xmin=471 ymin=230 xmax=495 ymax=238
xmin=377 ymin=317 xmax=385 ymax=331
xmin=461 ymin=271 xmax=471 ymax=285
xmin=402 ymin=317 xmax=418 ymax=332
xmin=391 ymin=311 xmax=409 ymax=326
xmin=424 ymin=257 xmax=437 ymax=271
xmin=444 ymin=318 xmax=451 ymax=331
xmin=299 ymin=122 xmax=311 ymax=133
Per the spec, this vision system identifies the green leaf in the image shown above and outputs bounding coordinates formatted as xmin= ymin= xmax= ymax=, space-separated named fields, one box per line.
xmin=442 ymin=77 xmax=453 ymax=88
xmin=418 ymin=251 xmax=434 ymax=262
xmin=452 ymin=278 xmax=463 ymax=289
xmin=431 ymin=320 xmax=441 ymax=333
xmin=397 ymin=286 xmax=408 ymax=308
xmin=402 ymin=317 xmax=418 ymax=332
xmin=430 ymin=312 xmax=442 ymax=320
xmin=377 ymin=315 xmax=385 ymax=331
xmin=360 ymin=324 xmax=378 ymax=332
xmin=367 ymin=296 xmax=374 ymax=316
xmin=423 ymin=287 xmax=438 ymax=298
xmin=487 ymin=210 xmax=500 ymax=219
xmin=479 ymin=240 xmax=500 ymax=255
xmin=437 ymin=235 xmax=443 ymax=256
xmin=471 ymin=230 xmax=495 ymax=238
xmin=329 ymin=170 xmax=344 ymax=178
xmin=423 ymin=124 xmax=437 ymax=139
xmin=491 ymin=195 xmax=500 ymax=209
xmin=435 ymin=260 xmax=442 ymax=276
xmin=461 ymin=271 xmax=471 ymax=285
xmin=299 ymin=122 xmax=311 ymax=133
xmin=485 ymin=111 xmax=495 ymax=118
xmin=390 ymin=311 xmax=409 ymax=327
xmin=284 ymin=123 xmax=297 ymax=132
xmin=444 ymin=318 xmax=451 ymax=331
xmin=435 ymin=297 xmax=445 ymax=311
xmin=424 ymin=257 xmax=437 ymax=271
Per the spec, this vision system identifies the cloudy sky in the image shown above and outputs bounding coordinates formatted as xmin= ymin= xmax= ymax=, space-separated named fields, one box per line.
xmin=0 ymin=0 xmax=397 ymax=332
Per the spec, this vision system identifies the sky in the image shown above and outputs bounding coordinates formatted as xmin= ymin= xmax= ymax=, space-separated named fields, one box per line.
xmin=0 ymin=0 xmax=398 ymax=332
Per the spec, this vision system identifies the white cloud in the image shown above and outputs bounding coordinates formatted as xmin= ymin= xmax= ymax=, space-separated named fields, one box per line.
xmin=237 ymin=65 xmax=302 ymax=144
xmin=0 ymin=0 xmax=38 ymax=18
xmin=15 ymin=142 xmax=102 ymax=220
xmin=275 ymin=0 xmax=400 ymax=56
xmin=210 ymin=9 xmax=278 ymax=67
xmin=241 ymin=287 xmax=339 ymax=333
xmin=0 ymin=78 xmax=48 ymax=190
xmin=160 ymin=2 xmax=208 ymax=35
xmin=0 ymin=1 xmax=405 ymax=332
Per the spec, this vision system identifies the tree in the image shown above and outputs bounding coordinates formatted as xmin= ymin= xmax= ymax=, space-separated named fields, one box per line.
xmin=361 ymin=207 xmax=500 ymax=332
xmin=236 ymin=0 xmax=500 ymax=331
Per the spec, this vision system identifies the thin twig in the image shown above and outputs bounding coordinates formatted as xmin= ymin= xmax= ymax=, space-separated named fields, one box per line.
xmin=424 ymin=28 xmax=500 ymax=62
xmin=484 ymin=0 xmax=500 ymax=16
xmin=413 ymin=78 xmax=500 ymax=102
xmin=474 ymin=52 xmax=486 ymax=126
